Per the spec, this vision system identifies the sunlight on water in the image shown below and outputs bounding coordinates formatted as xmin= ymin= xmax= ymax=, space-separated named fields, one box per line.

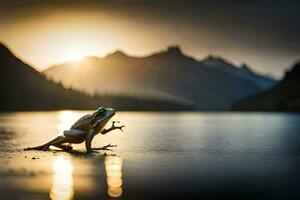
xmin=50 ymin=155 xmax=74 ymax=200
xmin=0 ymin=112 xmax=299 ymax=199
xmin=105 ymin=156 xmax=123 ymax=198
xmin=57 ymin=111 xmax=80 ymax=136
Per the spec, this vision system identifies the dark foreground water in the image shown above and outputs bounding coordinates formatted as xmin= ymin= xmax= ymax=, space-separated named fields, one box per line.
xmin=0 ymin=111 xmax=299 ymax=200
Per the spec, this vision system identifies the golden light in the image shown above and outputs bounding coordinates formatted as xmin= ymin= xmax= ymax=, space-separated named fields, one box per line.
xmin=57 ymin=111 xmax=80 ymax=136
xmin=65 ymin=50 xmax=87 ymax=62
xmin=105 ymin=156 xmax=123 ymax=198
xmin=58 ymin=111 xmax=78 ymax=122
xmin=50 ymin=155 xmax=74 ymax=200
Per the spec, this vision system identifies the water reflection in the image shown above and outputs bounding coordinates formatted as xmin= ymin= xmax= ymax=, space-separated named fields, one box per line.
xmin=50 ymin=155 xmax=74 ymax=200
xmin=0 ymin=112 xmax=299 ymax=199
xmin=105 ymin=156 xmax=123 ymax=198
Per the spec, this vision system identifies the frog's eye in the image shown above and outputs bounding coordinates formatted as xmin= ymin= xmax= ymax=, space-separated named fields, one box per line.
xmin=98 ymin=107 xmax=106 ymax=115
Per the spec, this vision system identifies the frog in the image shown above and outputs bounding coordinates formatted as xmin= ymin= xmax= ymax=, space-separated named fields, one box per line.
xmin=25 ymin=107 xmax=124 ymax=153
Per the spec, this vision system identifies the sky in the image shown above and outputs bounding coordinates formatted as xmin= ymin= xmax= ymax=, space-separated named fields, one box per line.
xmin=0 ymin=0 xmax=299 ymax=78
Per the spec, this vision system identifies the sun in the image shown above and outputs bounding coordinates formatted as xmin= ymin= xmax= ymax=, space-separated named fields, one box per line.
xmin=65 ymin=51 xmax=86 ymax=62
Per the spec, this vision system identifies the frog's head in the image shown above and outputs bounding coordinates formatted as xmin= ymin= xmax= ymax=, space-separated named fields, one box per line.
xmin=95 ymin=106 xmax=115 ymax=122
xmin=93 ymin=107 xmax=116 ymax=132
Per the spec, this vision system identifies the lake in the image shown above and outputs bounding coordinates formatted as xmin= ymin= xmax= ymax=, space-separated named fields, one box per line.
xmin=0 ymin=111 xmax=299 ymax=199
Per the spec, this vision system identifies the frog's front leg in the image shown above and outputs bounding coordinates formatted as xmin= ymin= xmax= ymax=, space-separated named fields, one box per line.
xmin=101 ymin=121 xmax=125 ymax=134
xmin=92 ymin=143 xmax=117 ymax=151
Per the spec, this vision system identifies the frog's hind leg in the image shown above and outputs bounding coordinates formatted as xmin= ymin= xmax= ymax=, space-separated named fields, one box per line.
xmin=25 ymin=136 xmax=65 ymax=151
xmin=24 ymin=145 xmax=46 ymax=151
xmin=49 ymin=136 xmax=83 ymax=151
xmin=25 ymin=134 xmax=84 ymax=151
xmin=52 ymin=144 xmax=73 ymax=151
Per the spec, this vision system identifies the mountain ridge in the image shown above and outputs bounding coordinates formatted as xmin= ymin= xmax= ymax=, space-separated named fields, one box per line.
xmin=232 ymin=61 xmax=300 ymax=111
xmin=0 ymin=42 xmax=194 ymax=111
xmin=44 ymin=45 xmax=277 ymax=110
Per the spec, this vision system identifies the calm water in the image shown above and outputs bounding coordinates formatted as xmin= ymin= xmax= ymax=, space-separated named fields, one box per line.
xmin=0 ymin=111 xmax=299 ymax=200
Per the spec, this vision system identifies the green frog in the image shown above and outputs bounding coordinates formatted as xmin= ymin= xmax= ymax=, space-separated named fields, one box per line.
xmin=25 ymin=107 xmax=124 ymax=153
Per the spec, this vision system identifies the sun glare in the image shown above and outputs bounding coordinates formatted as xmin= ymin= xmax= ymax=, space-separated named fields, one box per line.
xmin=65 ymin=51 xmax=86 ymax=62
xmin=57 ymin=111 xmax=80 ymax=136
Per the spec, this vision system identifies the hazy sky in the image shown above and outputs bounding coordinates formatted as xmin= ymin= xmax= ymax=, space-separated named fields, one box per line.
xmin=0 ymin=0 xmax=299 ymax=78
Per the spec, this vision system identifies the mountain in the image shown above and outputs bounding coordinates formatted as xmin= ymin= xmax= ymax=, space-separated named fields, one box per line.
xmin=232 ymin=62 xmax=300 ymax=111
xmin=0 ymin=43 xmax=192 ymax=111
xmin=201 ymin=56 xmax=276 ymax=90
xmin=44 ymin=45 xmax=276 ymax=110
xmin=0 ymin=43 xmax=101 ymax=110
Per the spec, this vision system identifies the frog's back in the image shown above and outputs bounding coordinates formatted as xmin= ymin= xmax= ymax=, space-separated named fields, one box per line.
xmin=71 ymin=114 xmax=93 ymax=131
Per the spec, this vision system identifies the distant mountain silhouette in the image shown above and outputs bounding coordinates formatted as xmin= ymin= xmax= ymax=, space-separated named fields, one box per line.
xmin=232 ymin=62 xmax=300 ymax=111
xmin=0 ymin=43 xmax=193 ymax=111
xmin=44 ymin=45 xmax=276 ymax=110
xmin=201 ymin=56 xmax=276 ymax=90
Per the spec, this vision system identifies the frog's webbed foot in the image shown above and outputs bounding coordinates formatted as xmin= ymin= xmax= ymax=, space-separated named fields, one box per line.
xmin=92 ymin=143 xmax=117 ymax=151
xmin=111 ymin=121 xmax=125 ymax=132
xmin=42 ymin=145 xmax=50 ymax=151
xmin=24 ymin=145 xmax=49 ymax=151
xmin=101 ymin=121 xmax=125 ymax=134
